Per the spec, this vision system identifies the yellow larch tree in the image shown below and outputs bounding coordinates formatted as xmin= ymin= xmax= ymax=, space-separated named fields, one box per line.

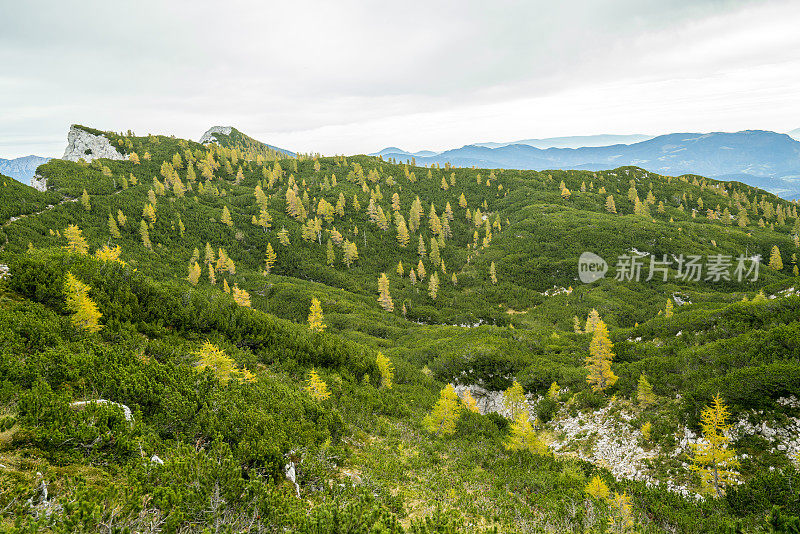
xmin=585 ymin=319 xmax=618 ymax=392
xmin=428 ymin=271 xmax=439 ymax=300
xmin=194 ymin=341 xmax=255 ymax=383
xmin=308 ymin=297 xmax=326 ymax=332
xmin=503 ymin=380 xmax=528 ymax=420
xmin=232 ymin=284 xmax=251 ymax=308
xmin=108 ymin=214 xmax=122 ymax=238
xmin=665 ymin=298 xmax=674 ymax=318
xmin=377 ymin=273 xmax=394 ymax=311
xmin=462 ymin=389 xmax=479 ymax=413
xmin=423 ymin=384 xmax=462 ymax=436
xmin=221 ymin=206 xmax=234 ymax=227
xmin=768 ymin=245 xmax=783 ymax=270
xmin=264 ymin=243 xmax=277 ymax=273
xmin=490 ymin=261 xmax=497 ymax=284
xmin=690 ymin=394 xmax=740 ymax=497
xmin=64 ymin=272 xmax=102 ymax=333
xmin=376 ymin=351 xmax=394 ymax=389
xmin=304 ymin=370 xmax=331 ymax=401
xmin=81 ymin=189 xmax=91 ymax=211
xmin=608 ymin=491 xmax=635 ymax=533
xmin=505 ymin=412 xmax=548 ymax=455
xmin=585 ymin=308 xmax=601 ymax=333
xmin=636 ymin=374 xmax=656 ymax=408
xmin=63 ymin=224 xmax=88 ymax=254
xmin=188 ymin=262 xmax=201 ymax=286
xmin=94 ymin=244 xmax=123 ymax=263
xmin=584 ymin=475 xmax=610 ymax=501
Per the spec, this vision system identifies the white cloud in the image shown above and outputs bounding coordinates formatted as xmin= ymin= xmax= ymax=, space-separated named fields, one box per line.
xmin=1 ymin=0 xmax=798 ymax=158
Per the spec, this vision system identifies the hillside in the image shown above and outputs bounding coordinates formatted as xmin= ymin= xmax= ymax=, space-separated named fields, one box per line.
xmin=200 ymin=126 xmax=295 ymax=158
xmin=0 ymin=125 xmax=799 ymax=532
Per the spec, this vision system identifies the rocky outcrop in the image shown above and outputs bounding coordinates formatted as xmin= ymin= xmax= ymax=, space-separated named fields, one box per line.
xmin=62 ymin=125 xmax=126 ymax=163
xmin=199 ymin=126 xmax=233 ymax=144
xmin=70 ymin=399 xmax=133 ymax=422
xmin=30 ymin=174 xmax=47 ymax=192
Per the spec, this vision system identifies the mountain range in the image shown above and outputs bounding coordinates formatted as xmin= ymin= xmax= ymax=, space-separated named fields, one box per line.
xmin=0 ymin=155 xmax=51 ymax=184
xmin=374 ymin=130 xmax=800 ymax=199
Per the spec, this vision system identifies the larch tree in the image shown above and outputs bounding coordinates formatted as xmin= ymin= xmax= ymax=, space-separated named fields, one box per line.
xmin=503 ymin=380 xmax=528 ymax=420
xmin=665 ymin=298 xmax=674 ymax=318
xmin=605 ymin=195 xmax=617 ymax=214
xmin=585 ymin=308 xmax=601 ymax=333
xmin=428 ymin=271 xmax=439 ymax=299
xmin=429 ymin=237 xmax=440 ymax=267
xmin=232 ymin=284 xmax=251 ymax=308
xmin=585 ymin=320 xmax=618 ymax=392
xmin=64 ymin=272 xmax=102 ymax=333
xmin=308 ymin=297 xmax=326 ymax=332
xmin=188 ymin=262 xmax=201 ymax=286
xmin=208 ymin=264 xmax=216 ymax=285
xmin=396 ymin=260 xmax=404 ymax=277
xmin=490 ymin=262 xmax=497 ymax=284
xmin=608 ymin=491 xmax=635 ymax=533
xmin=95 ymin=244 xmax=123 ymax=263
xmin=63 ymin=224 xmax=88 ymax=254
xmin=417 ymin=259 xmax=426 ymax=280
xmin=377 ymin=273 xmax=394 ymax=311
xmin=221 ymin=206 xmax=234 ymax=227
xmin=304 ymin=370 xmax=331 ymax=401
xmin=584 ymin=475 xmax=610 ymax=501
xmin=139 ymin=220 xmax=152 ymax=250
xmin=342 ymin=240 xmax=358 ymax=268
xmin=376 ymin=352 xmax=394 ymax=389
xmin=690 ymin=394 xmax=740 ymax=497
xmin=636 ymin=374 xmax=656 ymax=408
xmin=395 ymin=214 xmax=410 ymax=247
xmin=194 ymin=341 xmax=255 ymax=383
xmin=423 ymin=384 xmax=462 ymax=436
xmin=505 ymin=412 xmax=548 ymax=455
xmin=278 ymin=227 xmax=290 ymax=246
xmin=768 ymin=245 xmax=783 ymax=270
xmin=462 ymin=389 xmax=480 ymax=413
xmin=81 ymin=189 xmax=91 ymax=211
xmin=326 ymin=239 xmax=335 ymax=266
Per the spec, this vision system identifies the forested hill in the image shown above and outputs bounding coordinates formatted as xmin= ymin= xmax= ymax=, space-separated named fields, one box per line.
xmin=0 ymin=125 xmax=799 ymax=532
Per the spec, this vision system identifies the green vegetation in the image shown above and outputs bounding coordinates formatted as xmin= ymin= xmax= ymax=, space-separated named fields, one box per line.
xmin=0 ymin=124 xmax=799 ymax=532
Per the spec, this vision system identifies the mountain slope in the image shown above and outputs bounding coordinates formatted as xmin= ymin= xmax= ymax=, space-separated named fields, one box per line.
xmin=1 ymin=125 xmax=799 ymax=532
xmin=0 ymin=155 xmax=51 ymax=185
xmin=200 ymin=125 xmax=295 ymax=158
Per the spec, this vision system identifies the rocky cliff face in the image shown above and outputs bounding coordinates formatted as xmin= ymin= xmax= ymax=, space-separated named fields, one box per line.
xmin=199 ymin=126 xmax=233 ymax=144
xmin=62 ymin=125 xmax=126 ymax=163
xmin=30 ymin=174 xmax=47 ymax=192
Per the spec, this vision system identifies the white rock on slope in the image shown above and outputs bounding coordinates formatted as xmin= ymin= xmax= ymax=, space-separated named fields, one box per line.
xmin=199 ymin=126 xmax=233 ymax=144
xmin=62 ymin=125 xmax=127 ymax=163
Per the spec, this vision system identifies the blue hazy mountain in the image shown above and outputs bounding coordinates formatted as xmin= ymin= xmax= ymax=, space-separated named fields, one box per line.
xmin=377 ymin=130 xmax=800 ymax=198
xmin=473 ymin=133 xmax=653 ymax=149
xmin=788 ymin=128 xmax=800 ymax=141
xmin=0 ymin=155 xmax=51 ymax=185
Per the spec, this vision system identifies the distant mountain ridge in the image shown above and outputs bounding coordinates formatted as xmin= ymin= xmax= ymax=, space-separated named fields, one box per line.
xmin=473 ymin=133 xmax=654 ymax=149
xmin=376 ymin=130 xmax=800 ymax=199
xmin=0 ymin=155 xmax=51 ymax=185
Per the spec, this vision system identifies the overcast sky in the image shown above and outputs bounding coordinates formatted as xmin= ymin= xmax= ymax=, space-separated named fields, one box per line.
xmin=2 ymin=0 xmax=799 ymax=158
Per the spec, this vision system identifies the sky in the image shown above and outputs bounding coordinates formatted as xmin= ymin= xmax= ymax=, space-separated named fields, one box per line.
xmin=1 ymin=0 xmax=800 ymax=158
